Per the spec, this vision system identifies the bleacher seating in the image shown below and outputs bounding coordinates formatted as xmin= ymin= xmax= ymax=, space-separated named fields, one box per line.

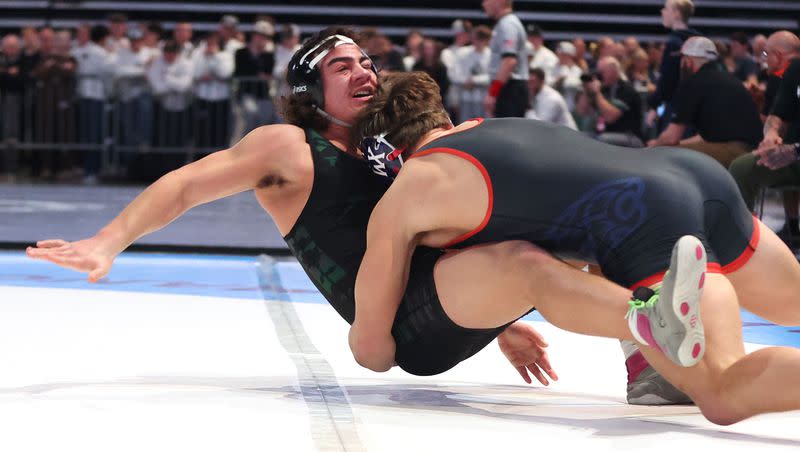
xmin=0 ymin=0 xmax=796 ymax=43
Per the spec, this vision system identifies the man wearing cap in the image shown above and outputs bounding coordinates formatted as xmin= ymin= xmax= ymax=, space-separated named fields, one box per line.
xmin=648 ymin=36 xmax=762 ymax=169
xmin=527 ymin=24 xmax=557 ymax=84
xmin=551 ymin=41 xmax=583 ymax=109
xmin=219 ymin=15 xmax=244 ymax=55
xmin=482 ymin=0 xmax=529 ymax=117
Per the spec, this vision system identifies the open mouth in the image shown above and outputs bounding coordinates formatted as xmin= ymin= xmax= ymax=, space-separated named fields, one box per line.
xmin=353 ymin=89 xmax=374 ymax=99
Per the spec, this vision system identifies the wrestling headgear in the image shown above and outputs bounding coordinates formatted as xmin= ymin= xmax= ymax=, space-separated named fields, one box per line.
xmin=361 ymin=133 xmax=405 ymax=181
xmin=287 ymin=34 xmax=378 ymax=127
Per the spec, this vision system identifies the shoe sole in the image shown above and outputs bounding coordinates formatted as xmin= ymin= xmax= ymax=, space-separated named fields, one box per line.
xmin=669 ymin=235 xmax=707 ymax=367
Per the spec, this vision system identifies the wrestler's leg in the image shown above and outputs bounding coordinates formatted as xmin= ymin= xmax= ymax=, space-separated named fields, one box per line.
xmin=638 ymin=272 xmax=800 ymax=425
xmin=432 ymin=241 xmax=636 ymax=341
xmin=726 ymin=219 xmax=800 ymax=325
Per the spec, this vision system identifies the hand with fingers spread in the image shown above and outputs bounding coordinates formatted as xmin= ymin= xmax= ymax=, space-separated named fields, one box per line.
xmin=26 ymin=237 xmax=118 ymax=283
xmin=497 ymin=321 xmax=558 ymax=386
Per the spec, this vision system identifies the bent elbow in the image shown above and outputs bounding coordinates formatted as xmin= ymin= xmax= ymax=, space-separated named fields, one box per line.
xmin=351 ymin=340 xmax=393 ymax=373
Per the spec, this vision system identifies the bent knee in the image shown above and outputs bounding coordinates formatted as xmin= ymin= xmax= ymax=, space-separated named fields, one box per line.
xmin=694 ymin=392 xmax=746 ymax=426
xmin=490 ymin=240 xmax=552 ymax=267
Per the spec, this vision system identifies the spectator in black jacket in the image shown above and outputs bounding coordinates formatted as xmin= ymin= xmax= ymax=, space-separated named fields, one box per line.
xmin=648 ymin=37 xmax=762 ymax=169
xmin=583 ymin=56 xmax=643 ymax=147
xmin=233 ymin=20 xmax=277 ymax=136
xmin=646 ymin=0 xmax=700 ymax=133
xmin=732 ymin=31 xmax=800 ymax=240
xmin=0 ymin=33 xmax=38 ymax=181
xmin=412 ymin=38 xmax=449 ymax=100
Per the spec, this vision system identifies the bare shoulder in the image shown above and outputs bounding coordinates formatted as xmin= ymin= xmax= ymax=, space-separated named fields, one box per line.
xmin=372 ymin=158 xmax=452 ymax=233
xmin=392 ymin=157 xmax=450 ymax=194
xmin=236 ymin=124 xmax=307 ymax=159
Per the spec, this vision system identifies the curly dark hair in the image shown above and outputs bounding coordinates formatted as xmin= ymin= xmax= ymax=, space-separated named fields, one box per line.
xmin=279 ymin=26 xmax=363 ymax=131
xmin=350 ymin=71 xmax=451 ymax=154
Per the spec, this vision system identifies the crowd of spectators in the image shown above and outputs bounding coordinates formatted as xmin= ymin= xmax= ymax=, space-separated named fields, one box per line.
xmin=0 ymin=1 xmax=796 ymax=243
xmin=0 ymin=13 xmax=298 ymax=183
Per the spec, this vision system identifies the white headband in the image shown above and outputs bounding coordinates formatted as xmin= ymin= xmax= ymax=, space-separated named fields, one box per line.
xmin=299 ymin=34 xmax=359 ymax=69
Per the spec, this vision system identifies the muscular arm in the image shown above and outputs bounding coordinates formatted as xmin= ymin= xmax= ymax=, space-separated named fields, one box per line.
xmin=351 ymin=161 xmax=449 ymax=372
xmin=494 ymin=56 xmax=517 ymax=84
xmin=27 ymin=125 xmax=302 ymax=280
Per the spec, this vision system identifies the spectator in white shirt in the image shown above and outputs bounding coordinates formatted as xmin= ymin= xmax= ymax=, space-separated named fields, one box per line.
xmin=106 ymin=13 xmax=130 ymax=53
xmin=173 ymin=22 xmax=195 ymax=61
xmin=114 ymin=27 xmax=156 ymax=151
xmin=272 ymin=23 xmax=301 ymax=101
xmin=552 ymin=41 xmax=584 ymax=109
xmin=143 ymin=22 xmax=163 ymax=51
xmin=526 ymin=24 xmax=558 ymax=82
xmin=73 ymin=25 xmax=115 ymax=182
xmin=219 ymin=15 xmax=245 ymax=54
xmin=147 ymin=40 xmax=193 ymax=151
xmin=450 ymin=25 xmax=492 ymax=123
xmin=525 ymin=67 xmax=577 ymax=130
xmin=442 ymin=19 xmax=472 ymax=119
xmin=193 ymin=32 xmax=234 ymax=148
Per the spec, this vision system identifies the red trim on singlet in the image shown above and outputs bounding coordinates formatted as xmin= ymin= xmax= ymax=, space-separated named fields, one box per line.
xmin=720 ymin=215 xmax=761 ymax=274
xmin=408 ymin=146 xmax=494 ymax=249
xmin=627 ymin=216 xmax=761 ymax=289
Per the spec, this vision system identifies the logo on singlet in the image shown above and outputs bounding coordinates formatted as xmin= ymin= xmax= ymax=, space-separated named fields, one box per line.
xmin=285 ymin=225 xmax=347 ymax=296
xmin=541 ymin=177 xmax=647 ymax=260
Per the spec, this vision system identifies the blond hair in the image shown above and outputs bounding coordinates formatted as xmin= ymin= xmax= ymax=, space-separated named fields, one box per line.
xmin=672 ymin=0 xmax=695 ymax=23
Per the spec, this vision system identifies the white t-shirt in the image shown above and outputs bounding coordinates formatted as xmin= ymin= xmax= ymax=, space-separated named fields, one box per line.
xmin=525 ymin=85 xmax=577 ymax=130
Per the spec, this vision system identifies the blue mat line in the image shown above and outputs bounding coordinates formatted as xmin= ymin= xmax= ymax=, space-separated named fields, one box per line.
xmin=2 ymin=251 xmax=798 ymax=347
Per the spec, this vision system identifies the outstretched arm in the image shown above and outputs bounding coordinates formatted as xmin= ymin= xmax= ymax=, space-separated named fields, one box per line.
xmin=26 ymin=125 xmax=300 ymax=281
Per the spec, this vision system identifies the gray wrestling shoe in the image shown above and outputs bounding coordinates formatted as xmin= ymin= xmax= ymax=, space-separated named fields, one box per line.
xmin=625 ymin=235 xmax=707 ymax=367
xmin=624 ymin=346 xmax=692 ymax=405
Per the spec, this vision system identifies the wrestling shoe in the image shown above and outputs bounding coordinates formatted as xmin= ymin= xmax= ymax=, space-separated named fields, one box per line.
xmin=624 ymin=347 xmax=693 ymax=405
xmin=625 ymin=235 xmax=707 ymax=367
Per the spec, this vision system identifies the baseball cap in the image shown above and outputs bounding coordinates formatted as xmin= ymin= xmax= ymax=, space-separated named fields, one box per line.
xmin=680 ymin=36 xmax=719 ymax=59
xmin=556 ymin=41 xmax=576 ymax=56
xmin=221 ymin=15 xmax=239 ymax=28
xmin=253 ymin=20 xmax=275 ymax=37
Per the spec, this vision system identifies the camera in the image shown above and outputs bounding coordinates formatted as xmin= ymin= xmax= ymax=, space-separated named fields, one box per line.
xmin=580 ymin=71 xmax=603 ymax=83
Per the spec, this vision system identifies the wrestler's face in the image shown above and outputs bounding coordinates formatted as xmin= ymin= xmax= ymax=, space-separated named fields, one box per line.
xmin=319 ymin=44 xmax=378 ymax=124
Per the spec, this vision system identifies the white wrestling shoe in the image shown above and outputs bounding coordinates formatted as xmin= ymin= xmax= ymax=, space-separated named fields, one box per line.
xmin=625 ymin=235 xmax=707 ymax=367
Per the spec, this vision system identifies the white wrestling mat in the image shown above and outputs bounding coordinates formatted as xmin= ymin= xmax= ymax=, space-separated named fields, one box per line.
xmin=0 ymin=252 xmax=798 ymax=451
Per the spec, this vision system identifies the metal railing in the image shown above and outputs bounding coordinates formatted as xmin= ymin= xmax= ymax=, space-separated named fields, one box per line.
xmin=0 ymin=75 xmax=279 ymax=180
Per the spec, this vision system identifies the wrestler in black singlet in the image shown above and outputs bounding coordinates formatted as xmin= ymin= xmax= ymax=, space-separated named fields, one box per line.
xmin=412 ymin=118 xmax=758 ymax=288
xmin=283 ymin=129 xmax=512 ymax=376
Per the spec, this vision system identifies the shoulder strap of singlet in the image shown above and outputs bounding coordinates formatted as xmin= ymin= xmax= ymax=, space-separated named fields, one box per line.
xmin=408 ymin=124 xmax=495 ymax=248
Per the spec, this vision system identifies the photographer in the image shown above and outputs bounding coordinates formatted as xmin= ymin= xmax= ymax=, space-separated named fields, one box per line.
xmin=582 ymin=56 xmax=644 ymax=147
